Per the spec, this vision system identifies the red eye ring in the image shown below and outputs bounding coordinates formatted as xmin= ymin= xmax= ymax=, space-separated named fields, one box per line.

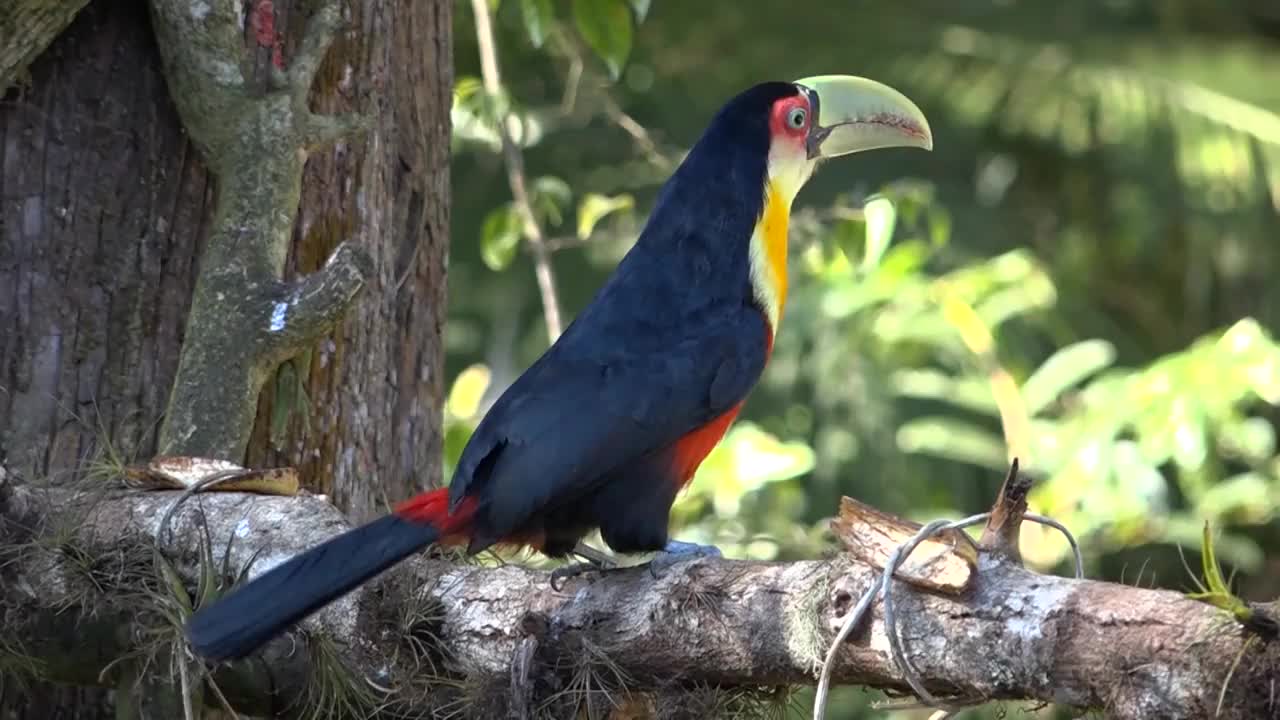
xmin=771 ymin=96 xmax=810 ymax=138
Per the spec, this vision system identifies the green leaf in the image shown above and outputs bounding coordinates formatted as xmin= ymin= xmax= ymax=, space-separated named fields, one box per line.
xmin=861 ymin=196 xmax=897 ymax=272
xmin=573 ymin=0 xmax=633 ymax=80
xmin=1219 ymin=416 xmax=1276 ymax=462
xmin=576 ymin=192 xmax=634 ymax=239
xmin=890 ymin=368 xmax=1000 ymax=415
xmin=687 ymin=423 xmax=815 ymax=517
xmin=831 ymin=217 xmax=865 ymax=265
xmin=156 ymin=554 xmax=193 ymax=615
xmin=531 ymin=176 xmax=572 ymax=227
xmin=927 ymin=206 xmax=952 ymax=247
xmin=1188 ymin=521 xmax=1252 ymax=621
xmin=628 ymin=0 xmax=651 ymax=21
xmin=480 ymin=205 xmax=522 ymax=271
xmin=1022 ymin=339 xmax=1117 ymax=415
xmin=1198 ymin=472 xmax=1272 ymax=520
xmin=519 ymin=0 xmax=554 ymax=48
xmin=896 ymin=416 xmax=1009 ymax=470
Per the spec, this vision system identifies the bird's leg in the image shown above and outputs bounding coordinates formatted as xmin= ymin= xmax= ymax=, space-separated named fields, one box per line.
xmin=647 ymin=539 xmax=723 ymax=578
xmin=549 ymin=543 xmax=619 ymax=591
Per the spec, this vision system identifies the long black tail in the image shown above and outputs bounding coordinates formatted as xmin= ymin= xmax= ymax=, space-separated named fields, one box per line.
xmin=185 ymin=515 xmax=439 ymax=661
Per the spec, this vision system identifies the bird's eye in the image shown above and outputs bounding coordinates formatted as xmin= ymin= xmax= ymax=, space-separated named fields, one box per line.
xmin=786 ymin=107 xmax=807 ymax=129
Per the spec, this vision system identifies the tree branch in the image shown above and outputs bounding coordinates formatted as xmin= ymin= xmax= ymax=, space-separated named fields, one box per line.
xmin=147 ymin=0 xmax=372 ymax=461
xmin=0 ymin=0 xmax=92 ymax=93
xmin=1 ymin=478 xmax=1275 ymax=719
xmin=469 ymin=0 xmax=564 ymax=343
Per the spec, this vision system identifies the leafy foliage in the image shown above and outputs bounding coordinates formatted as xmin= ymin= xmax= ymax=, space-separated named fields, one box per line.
xmin=448 ymin=3 xmax=1280 ymax=715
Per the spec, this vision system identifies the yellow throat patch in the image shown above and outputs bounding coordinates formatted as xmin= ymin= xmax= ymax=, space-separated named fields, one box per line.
xmin=749 ymin=181 xmax=792 ymax=333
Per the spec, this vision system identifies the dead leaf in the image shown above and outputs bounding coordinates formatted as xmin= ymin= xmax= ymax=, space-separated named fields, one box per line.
xmin=124 ymin=456 xmax=299 ymax=497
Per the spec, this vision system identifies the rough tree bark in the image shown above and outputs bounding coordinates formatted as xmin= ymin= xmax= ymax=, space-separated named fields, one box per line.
xmin=1 ymin=479 xmax=1276 ymax=720
xmin=0 ymin=0 xmax=450 ymax=715
xmin=0 ymin=4 xmax=212 ymax=716
xmin=0 ymin=0 xmax=92 ymax=92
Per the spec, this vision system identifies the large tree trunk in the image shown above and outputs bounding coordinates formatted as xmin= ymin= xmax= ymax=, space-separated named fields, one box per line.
xmin=0 ymin=0 xmax=451 ymax=715
xmin=0 ymin=5 xmax=204 ymax=716
xmin=241 ymin=0 xmax=451 ymax=522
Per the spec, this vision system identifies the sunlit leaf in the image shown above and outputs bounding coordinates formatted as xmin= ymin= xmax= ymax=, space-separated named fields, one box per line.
xmin=446 ymin=364 xmax=492 ymax=420
xmin=1109 ymin=440 xmax=1168 ymax=509
xmin=519 ymin=0 xmax=554 ymax=48
xmin=974 ymin=279 xmax=1057 ymax=329
xmin=861 ymin=196 xmax=896 ymax=272
xmin=1163 ymin=516 xmax=1263 ymax=573
xmin=890 ymin=368 xmax=999 ymax=415
xmin=576 ymin=192 xmax=634 ymax=239
xmin=1171 ymin=404 xmax=1209 ymax=471
xmin=1219 ymin=417 xmax=1276 ymax=463
xmin=480 ymin=204 xmax=522 ymax=271
xmin=936 ymin=288 xmax=995 ymax=356
xmin=686 ymin=423 xmax=815 ymax=517
xmin=453 ymin=76 xmax=483 ymax=103
xmin=1022 ymin=339 xmax=1117 ymax=415
xmin=896 ymin=417 xmax=1008 ymax=470
xmin=1219 ymin=318 xmax=1280 ymax=403
xmin=443 ymin=422 xmax=477 ymax=480
xmin=627 ymin=0 xmax=651 ymax=22
xmin=927 ymin=205 xmax=952 ymax=247
xmin=573 ymin=0 xmax=633 ymax=80
xmin=1198 ymin=472 xmax=1273 ymax=522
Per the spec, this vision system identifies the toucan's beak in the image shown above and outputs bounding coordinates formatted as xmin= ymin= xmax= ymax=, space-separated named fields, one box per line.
xmin=795 ymin=75 xmax=933 ymax=159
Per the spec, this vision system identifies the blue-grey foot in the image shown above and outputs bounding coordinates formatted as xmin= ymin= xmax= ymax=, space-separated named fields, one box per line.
xmin=549 ymin=543 xmax=619 ymax=591
xmin=647 ymin=540 xmax=723 ymax=578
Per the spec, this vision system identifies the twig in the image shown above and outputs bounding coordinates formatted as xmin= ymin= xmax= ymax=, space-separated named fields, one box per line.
xmin=549 ymin=31 xmax=678 ymax=172
xmin=177 ymin=641 xmax=195 ymax=720
xmin=560 ymin=55 xmax=583 ymax=114
xmin=539 ymin=235 xmax=598 ymax=253
xmin=470 ymin=0 xmax=564 ymax=342
xmin=600 ymin=93 xmax=676 ymax=172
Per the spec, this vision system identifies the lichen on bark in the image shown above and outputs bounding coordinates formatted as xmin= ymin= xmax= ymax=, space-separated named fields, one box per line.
xmin=147 ymin=0 xmax=373 ymax=462
xmin=0 ymin=0 xmax=92 ymax=92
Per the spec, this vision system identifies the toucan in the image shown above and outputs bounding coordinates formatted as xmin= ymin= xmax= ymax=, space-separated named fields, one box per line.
xmin=186 ymin=75 xmax=932 ymax=662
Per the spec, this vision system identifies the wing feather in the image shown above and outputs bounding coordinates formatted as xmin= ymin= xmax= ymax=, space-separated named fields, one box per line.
xmin=450 ymin=307 xmax=769 ymax=546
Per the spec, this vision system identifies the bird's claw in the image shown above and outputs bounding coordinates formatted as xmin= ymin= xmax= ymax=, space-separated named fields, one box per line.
xmin=550 ymin=561 xmax=601 ymax=591
xmin=549 ymin=544 xmax=618 ymax=591
xmin=647 ymin=540 xmax=723 ymax=579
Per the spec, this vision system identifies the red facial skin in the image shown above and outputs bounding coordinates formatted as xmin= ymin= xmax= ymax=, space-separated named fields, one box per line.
xmin=768 ymin=93 xmax=811 ymax=149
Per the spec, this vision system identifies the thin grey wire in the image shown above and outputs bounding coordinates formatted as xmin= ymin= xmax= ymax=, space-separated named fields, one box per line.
xmin=813 ymin=510 xmax=1086 ymax=719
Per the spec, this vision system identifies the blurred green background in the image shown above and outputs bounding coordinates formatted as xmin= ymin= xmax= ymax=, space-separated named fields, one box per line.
xmin=446 ymin=0 xmax=1280 ymax=716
